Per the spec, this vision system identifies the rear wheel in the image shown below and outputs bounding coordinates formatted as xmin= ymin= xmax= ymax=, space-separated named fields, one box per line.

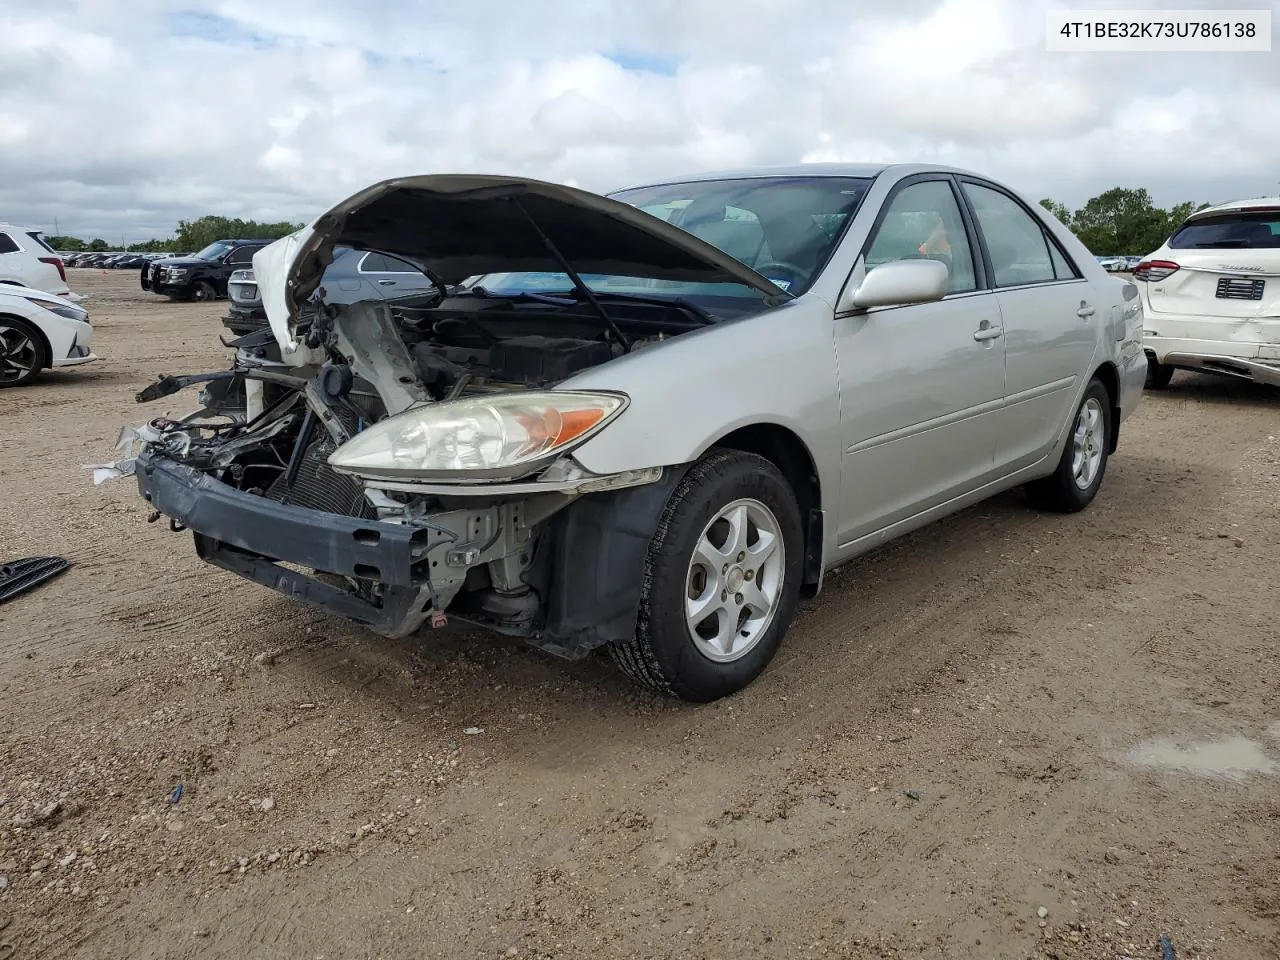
xmin=610 ymin=450 xmax=804 ymax=702
xmin=1025 ymin=378 xmax=1111 ymax=513
xmin=0 ymin=316 xmax=48 ymax=388
xmin=1145 ymin=355 xmax=1175 ymax=389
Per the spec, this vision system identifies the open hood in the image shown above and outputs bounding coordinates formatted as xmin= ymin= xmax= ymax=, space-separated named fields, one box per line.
xmin=253 ymin=174 xmax=792 ymax=355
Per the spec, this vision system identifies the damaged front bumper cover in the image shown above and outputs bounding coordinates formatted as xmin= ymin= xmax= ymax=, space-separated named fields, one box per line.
xmin=135 ymin=450 xmax=448 ymax=632
xmin=133 ymin=447 xmax=684 ymax=659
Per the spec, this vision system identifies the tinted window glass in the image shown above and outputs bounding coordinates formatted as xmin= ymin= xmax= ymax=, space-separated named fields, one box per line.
xmin=226 ymin=246 xmax=258 ymax=264
xmin=194 ymin=241 xmax=232 ymax=261
xmin=0 ymin=233 xmax=20 ymax=254
xmin=864 ymin=180 xmax=977 ymax=294
xmin=1168 ymin=212 xmax=1280 ymax=249
xmin=963 ymin=183 xmax=1056 ymax=287
xmin=361 ymin=252 xmax=420 ymax=273
xmin=1049 ymin=241 xmax=1077 ymax=280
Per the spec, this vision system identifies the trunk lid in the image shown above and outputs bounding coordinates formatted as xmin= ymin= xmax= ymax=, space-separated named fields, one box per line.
xmin=253 ymin=174 xmax=792 ymax=354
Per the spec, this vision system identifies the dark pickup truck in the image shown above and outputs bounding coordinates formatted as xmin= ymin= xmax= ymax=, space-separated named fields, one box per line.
xmin=141 ymin=239 xmax=271 ymax=301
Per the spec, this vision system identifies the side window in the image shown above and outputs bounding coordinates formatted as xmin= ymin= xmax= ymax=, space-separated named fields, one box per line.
xmin=360 ymin=252 xmax=418 ymax=273
xmin=864 ymin=180 xmax=977 ymax=294
xmin=226 ymin=246 xmax=257 ymax=265
xmin=1048 ymin=241 xmax=1078 ymax=281
xmin=0 ymin=233 xmax=21 ymax=255
xmin=962 ymin=183 xmax=1062 ymax=287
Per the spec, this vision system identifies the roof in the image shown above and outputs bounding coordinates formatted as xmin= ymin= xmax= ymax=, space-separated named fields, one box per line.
xmin=1187 ymin=196 xmax=1280 ymax=220
xmin=608 ymin=162 xmax=992 ymax=194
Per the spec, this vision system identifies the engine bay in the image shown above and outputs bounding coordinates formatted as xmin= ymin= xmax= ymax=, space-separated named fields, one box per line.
xmin=392 ymin=291 xmax=705 ymax=400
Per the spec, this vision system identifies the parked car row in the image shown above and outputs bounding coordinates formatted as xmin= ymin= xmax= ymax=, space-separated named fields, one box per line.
xmin=63 ymin=251 xmax=177 ymax=269
xmin=1094 ymin=255 xmax=1144 ymax=273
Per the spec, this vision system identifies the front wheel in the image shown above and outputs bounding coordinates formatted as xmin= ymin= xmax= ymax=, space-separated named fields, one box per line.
xmin=1025 ymin=379 xmax=1111 ymax=513
xmin=0 ymin=316 xmax=49 ymax=388
xmin=189 ymin=280 xmax=217 ymax=302
xmin=610 ymin=450 xmax=804 ymax=702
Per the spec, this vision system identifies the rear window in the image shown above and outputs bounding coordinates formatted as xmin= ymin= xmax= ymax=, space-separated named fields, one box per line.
xmin=1169 ymin=212 xmax=1280 ymax=250
xmin=0 ymin=233 xmax=20 ymax=254
xmin=26 ymin=232 xmax=56 ymax=254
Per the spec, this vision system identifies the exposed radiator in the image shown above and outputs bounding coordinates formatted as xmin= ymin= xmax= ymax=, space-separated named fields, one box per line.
xmin=264 ymin=434 xmax=375 ymax=519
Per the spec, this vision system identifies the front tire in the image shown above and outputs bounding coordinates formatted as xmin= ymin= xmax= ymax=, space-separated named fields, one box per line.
xmin=0 ymin=316 xmax=49 ymax=388
xmin=1145 ymin=356 xmax=1175 ymax=389
xmin=189 ymin=280 xmax=217 ymax=302
xmin=610 ymin=450 xmax=804 ymax=702
xmin=1025 ymin=378 xmax=1111 ymax=513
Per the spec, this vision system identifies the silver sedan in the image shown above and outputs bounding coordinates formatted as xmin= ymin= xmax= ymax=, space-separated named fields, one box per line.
xmin=127 ymin=164 xmax=1148 ymax=702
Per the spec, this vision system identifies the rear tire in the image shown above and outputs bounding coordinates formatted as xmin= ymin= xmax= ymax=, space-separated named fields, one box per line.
xmin=1145 ymin=356 xmax=1175 ymax=389
xmin=1025 ymin=378 xmax=1111 ymax=514
xmin=0 ymin=316 xmax=49 ymax=388
xmin=610 ymin=450 xmax=804 ymax=702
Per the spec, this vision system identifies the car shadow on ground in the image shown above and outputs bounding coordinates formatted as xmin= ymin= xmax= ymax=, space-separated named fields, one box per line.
xmin=1155 ymin=371 xmax=1280 ymax=407
xmin=259 ymin=448 xmax=1206 ymax=765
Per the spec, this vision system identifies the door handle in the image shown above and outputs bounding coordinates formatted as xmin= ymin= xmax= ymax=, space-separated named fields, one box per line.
xmin=1077 ymin=301 xmax=1095 ymax=318
xmin=377 ymin=279 xmax=396 ymax=286
xmin=973 ymin=326 xmax=1003 ymax=342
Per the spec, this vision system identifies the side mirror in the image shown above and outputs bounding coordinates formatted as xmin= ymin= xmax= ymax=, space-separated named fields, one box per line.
xmin=844 ymin=259 xmax=949 ymax=310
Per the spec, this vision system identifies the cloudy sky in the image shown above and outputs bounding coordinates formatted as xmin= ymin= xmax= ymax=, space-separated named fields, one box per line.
xmin=2 ymin=0 xmax=1277 ymax=243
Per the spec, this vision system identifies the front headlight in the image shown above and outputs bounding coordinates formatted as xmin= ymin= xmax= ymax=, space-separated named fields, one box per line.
xmin=25 ymin=296 xmax=87 ymax=322
xmin=167 ymin=267 xmax=189 ymax=278
xmin=328 ymin=391 xmax=628 ymax=481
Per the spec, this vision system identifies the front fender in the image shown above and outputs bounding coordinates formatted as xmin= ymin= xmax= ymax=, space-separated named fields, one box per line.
xmin=560 ymin=297 xmax=841 ymax=484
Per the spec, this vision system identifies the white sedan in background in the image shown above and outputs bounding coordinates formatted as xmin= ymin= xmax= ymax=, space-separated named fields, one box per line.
xmin=0 ymin=286 xmax=96 ymax=387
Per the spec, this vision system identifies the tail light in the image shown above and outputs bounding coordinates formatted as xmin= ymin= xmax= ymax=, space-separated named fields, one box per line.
xmin=38 ymin=256 xmax=67 ymax=284
xmin=1132 ymin=260 xmax=1179 ymax=282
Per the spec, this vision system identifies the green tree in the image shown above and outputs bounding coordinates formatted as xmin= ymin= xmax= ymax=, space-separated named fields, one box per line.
xmin=1070 ymin=187 xmax=1176 ymax=255
xmin=174 ymin=216 xmax=303 ymax=253
xmin=1038 ymin=198 xmax=1072 ymax=225
xmin=45 ymin=235 xmax=86 ymax=251
xmin=88 ymin=238 xmax=108 ymax=251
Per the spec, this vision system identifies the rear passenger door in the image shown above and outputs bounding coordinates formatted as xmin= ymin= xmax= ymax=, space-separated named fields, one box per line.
xmin=958 ymin=180 xmax=1097 ymax=472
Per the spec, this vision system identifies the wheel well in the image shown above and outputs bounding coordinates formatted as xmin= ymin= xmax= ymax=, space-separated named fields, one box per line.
xmin=0 ymin=312 xmax=52 ymax=370
xmin=1091 ymin=361 xmax=1121 ymax=453
xmin=710 ymin=423 xmax=823 ymax=592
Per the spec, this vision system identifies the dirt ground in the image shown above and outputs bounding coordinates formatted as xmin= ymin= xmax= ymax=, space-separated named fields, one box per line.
xmin=1 ymin=270 xmax=1278 ymax=960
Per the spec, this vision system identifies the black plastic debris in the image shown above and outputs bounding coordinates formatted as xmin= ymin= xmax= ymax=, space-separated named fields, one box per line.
xmin=0 ymin=557 xmax=71 ymax=604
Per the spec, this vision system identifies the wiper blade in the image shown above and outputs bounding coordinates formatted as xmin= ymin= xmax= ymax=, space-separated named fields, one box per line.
xmin=456 ymin=286 xmax=579 ymax=307
xmin=576 ymin=290 xmax=716 ymax=326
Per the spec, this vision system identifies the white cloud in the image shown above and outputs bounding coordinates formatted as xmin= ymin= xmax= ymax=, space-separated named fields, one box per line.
xmin=0 ymin=0 xmax=1277 ymax=241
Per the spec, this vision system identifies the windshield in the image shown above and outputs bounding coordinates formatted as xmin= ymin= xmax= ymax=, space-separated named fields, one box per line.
xmin=471 ymin=175 xmax=872 ymax=307
xmin=1169 ymin=211 xmax=1280 ymax=250
xmin=193 ymin=241 xmax=233 ymax=261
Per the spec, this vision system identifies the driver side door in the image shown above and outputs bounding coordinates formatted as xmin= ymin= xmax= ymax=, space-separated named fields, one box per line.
xmin=833 ymin=176 xmax=1007 ymax=548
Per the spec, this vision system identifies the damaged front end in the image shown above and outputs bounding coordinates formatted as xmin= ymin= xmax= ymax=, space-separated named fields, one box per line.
xmin=107 ymin=175 xmax=785 ymax=656
xmin=118 ymin=303 xmax=672 ymax=655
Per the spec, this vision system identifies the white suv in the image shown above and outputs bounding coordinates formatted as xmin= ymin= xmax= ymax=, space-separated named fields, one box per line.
xmin=1134 ymin=198 xmax=1280 ymax=389
xmin=0 ymin=224 xmax=72 ymax=298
